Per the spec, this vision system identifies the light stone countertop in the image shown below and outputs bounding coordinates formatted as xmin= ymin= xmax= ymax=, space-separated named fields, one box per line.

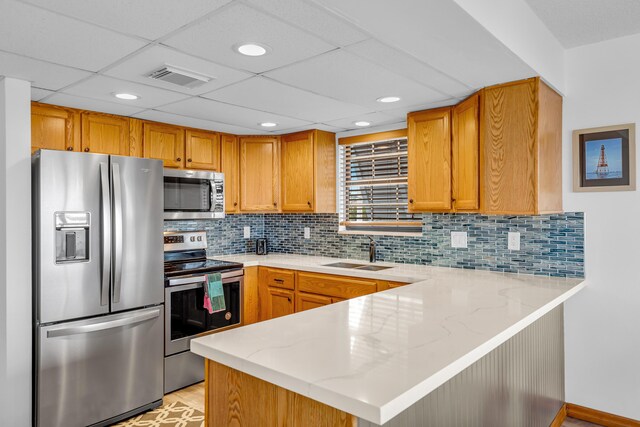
xmin=191 ymin=254 xmax=585 ymax=425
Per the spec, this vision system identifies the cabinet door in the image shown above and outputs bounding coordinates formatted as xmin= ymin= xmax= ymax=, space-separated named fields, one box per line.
xmin=221 ymin=134 xmax=240 ymax=213
xmin=452 ymin=94 xmax=479 ymax=211
xmin=185 ymin=130 xmax=220 ymax=171
xmin=481 ymin=79 xmax=537 ymax=214
xmin=239 ymin=136 xmax=279 ymax=212
xmin=407 ymin=108 xmax=452 ymax=211
xmin=143 ymin=123 xmax=185 ymax=168
xmin=265 ymin=287 xmax=294 ymax=320
xmin=281 ymin=131 xmax=314 ymax=212
xmin=31 ymin=103 xmax=80 ymax=153
xmin=296 ymin=292 xmax=332 ymax=313
xmin=81 ymin=113 xmax=130 ymax=155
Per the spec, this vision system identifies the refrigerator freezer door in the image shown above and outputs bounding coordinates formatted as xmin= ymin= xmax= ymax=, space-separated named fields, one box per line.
xmin=34 ymin=150 xmax=110 ymax=324
xmin=110 ymin=155 xmax=164 ymax=312
xmin=36 ymin=306 xmax=164 ymax=427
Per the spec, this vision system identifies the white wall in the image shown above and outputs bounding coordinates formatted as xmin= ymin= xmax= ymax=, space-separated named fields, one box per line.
xmin=0 ymin=77 xmax=32 ymax=426
xmin=563 ymin=34 xmax=640 ymax=419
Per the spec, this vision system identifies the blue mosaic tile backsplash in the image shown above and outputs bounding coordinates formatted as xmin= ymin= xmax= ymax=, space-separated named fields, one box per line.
xmin=165 ymin=212 xmax=584 ymax=278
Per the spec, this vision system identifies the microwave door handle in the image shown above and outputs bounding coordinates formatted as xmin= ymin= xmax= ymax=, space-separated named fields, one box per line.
xmin=209 ymin=180 xmax=215 ymax=212
xmin=111 ymin=162 xmax=123 ymax=303
xmin=100 ymin=162 xmax=111 ymax=307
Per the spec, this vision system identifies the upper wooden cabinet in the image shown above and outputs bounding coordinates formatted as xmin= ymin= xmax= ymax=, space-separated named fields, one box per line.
xmin=280 ymin=130 xmax=336 ymax=213
xmin=221 ymin=134 xmax=240 ymax=213
xmin=185 ymin=129 xmax=220 ymax=171
xmin=480 ymin=77 xmax=563 ymax=214
xmin=81 ymin=113 xmax=130 ymax=155
xmin=31 ymin=103 xmax=80 ymax=154
xmin=143 ymin=122 xmax=185 ymax=168
xmin=239 ymin=136 xmax=280 ymax=212
xmin=407 ymin=107 xmax=452 ymax=212
xmin=452 ymin=94 xmax=480 ymax=211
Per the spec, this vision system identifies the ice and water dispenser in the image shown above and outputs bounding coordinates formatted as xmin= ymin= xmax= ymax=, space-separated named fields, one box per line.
xmin=54 ymin=212 xmax=90 ymax=263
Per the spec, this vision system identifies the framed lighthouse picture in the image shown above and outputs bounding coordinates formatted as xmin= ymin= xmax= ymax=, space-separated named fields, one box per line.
xmin=573 ymin=123 xmax=636 ymax=192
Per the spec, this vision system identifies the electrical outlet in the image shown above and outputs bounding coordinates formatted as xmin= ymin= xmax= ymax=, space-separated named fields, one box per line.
xmin=243 ymin=226 xmax=250 ymax=239
xmin=304 ymin=227 xmax=311 ymax=239
xmin=451 ymin=231 xmax=468 ymax=248
xmin=508 ymin=232 xmax=521 ymax=250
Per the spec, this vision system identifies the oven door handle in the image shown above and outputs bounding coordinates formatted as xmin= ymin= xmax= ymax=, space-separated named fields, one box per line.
xmin=167 ymin=270 xmax=244 ymax=287
xmin=168 ymin=276 xmax=207 ymax=287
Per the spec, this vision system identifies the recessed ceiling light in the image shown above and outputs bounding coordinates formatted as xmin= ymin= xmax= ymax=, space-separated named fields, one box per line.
xmin=260 ymin=122 xmax=277 ymax=128
xmin=236 ymin=43 xmax=269 ymax=57
xmin=354 ymin=121 xmax=371 ymax=127
xmin=114 ymin=93 xmax=139 ymax=100
xmin=377 ymin=96 xmax=401 ymax=103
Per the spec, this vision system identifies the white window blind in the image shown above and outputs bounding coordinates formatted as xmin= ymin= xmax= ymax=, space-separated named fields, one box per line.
xmin=338 ymin=136 xmax=421 ymax=233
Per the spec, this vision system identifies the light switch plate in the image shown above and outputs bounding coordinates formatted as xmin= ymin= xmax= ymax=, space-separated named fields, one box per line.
xmin=243 ymin=226 xmax=250 ymax=239
xmin=508 ymin=232 xmax=521 ymax=250
xmin=451 ymin=231 xmax=467 ymax=248
xmin=304 ymin=227 xmax=311 ymax=239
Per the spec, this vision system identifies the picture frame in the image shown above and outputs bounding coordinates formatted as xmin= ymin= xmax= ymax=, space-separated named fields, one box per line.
xmin=572 ymin=123 xmax=636 ymax=192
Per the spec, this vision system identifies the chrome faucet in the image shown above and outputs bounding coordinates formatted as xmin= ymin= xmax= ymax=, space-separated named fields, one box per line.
xmin=368 ymin=236 xmax=376 ymax=263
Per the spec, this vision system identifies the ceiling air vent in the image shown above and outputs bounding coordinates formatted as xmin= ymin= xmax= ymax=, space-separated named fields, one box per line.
xmin=146 ymin=64 xmax=213 ymax=89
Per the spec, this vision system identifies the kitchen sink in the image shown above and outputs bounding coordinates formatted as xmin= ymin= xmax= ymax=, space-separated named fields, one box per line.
xmin=322 ymin=262 xmax=393 ymax=271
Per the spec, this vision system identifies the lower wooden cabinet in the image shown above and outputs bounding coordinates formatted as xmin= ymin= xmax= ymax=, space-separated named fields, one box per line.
xmin=297 ymin=271 xmax=377 ymax=300
xmin=260 ymin=287 xmax=295 ymax=321
xmin=296 ymin=292 xmax=332 ymax=312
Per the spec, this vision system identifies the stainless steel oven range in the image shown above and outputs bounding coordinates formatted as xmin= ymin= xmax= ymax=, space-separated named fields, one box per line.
xmin=163 ymin=231 xmax=243 ymax=393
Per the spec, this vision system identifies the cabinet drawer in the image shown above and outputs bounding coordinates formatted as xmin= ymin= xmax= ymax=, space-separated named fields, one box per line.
xmin=297 ymin=272 xmax=377 ymax=300
xmin=260 ymin=267 xmax=295 ymax=290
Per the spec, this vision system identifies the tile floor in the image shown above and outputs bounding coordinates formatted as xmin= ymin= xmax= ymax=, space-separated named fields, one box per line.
xmin=164 ymin=382 xmax=603 ymax=426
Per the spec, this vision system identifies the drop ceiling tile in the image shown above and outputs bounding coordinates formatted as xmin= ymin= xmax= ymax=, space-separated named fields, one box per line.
xmin=202 ymin=76 xmax=371 ymax=122
xmin=162 ymin=2 xmax=335 ymax=73
xmin=104 ymin=45 xmax=253 ymax=95
xmin=45 ymin=93 xmax=145 ymax=116
xmin=345 ymin=40 xmax=472 ymax=98
xmin=20 ymin=0 xmax=232 ymax=40
xmin=31 ymin=87 xmax=54 ymax=101
xmin=62 ymin=75 xmax=190 ymax=109
xmin=157 ymin=96 xmax=312 ymax=132
xmin=0 ymin=1 xmax=146 ymax=72
xmin=132 ymin=110 xmax=258 ymax=135
xmin=265 ymin=50 xmax=450 ymax=111
xmin=0 ymin=50 xmax=92 ymax=90
xmin=323 ymin=111 xmax=404 ymax=130
xmin=271 ymin=123 xmax=346 ymax=134
xmin=243 ymin=0 xmax=367 ymax=46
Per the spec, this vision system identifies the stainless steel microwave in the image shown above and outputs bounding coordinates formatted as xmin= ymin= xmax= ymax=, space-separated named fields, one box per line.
xmin=163 ymin=168 xmax=225 ymax=220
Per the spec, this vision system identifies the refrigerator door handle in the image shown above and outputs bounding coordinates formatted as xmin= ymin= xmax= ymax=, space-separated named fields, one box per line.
xmin=100 ymin=162 xmax=111 ymax=307
xmin=111 ymin=162 xmax=124 ymax=303
xmin=46 ymin=308 xmax=161 ymax=338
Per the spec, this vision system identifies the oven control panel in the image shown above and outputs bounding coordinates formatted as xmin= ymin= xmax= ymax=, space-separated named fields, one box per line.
xmin=164 ymin=231 xmax=207 ymax=251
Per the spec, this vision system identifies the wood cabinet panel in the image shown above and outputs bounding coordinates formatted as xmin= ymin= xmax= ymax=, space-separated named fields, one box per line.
xmin=240 ymin=136 xmax=279 ymax=212
xmin=297 ymin=272 xmax=377 ymax=300
xmin=536 ymin=81 xmax=563 ymax=214
xmin=407 ymin=107 xmax=452 ymax=211
xmin=185 ymin=129 xmax=220 ymax=171
xmin=452 ymin=94 xmax=480 ymax=211
xmin=281 ymin=131 xmax=315 ymax=212
xmin=376 ymin=280 xmax=408 ymax=291
xmin=295 ymin=292 xmax=332 ymax=312
xmin=262 ymin=287 xmax=295 ymax=321
xmin=81 ymin=113 xmax=129 ymax=155
xmin=260 ymin=267 xmax=295 ymax=290
xmin=221 ymin=134 xmax=239 ymax=213
xmin=129 ymin=118 xmax=143 ymax=157
xmin=143 ymin=123 xmax=185 ymax=168
xmin=243 ymin=266 xmax=259 ymax=326
xmin=481 ymin=79 xmax=537 ymax=214
xmin=314 ymin=130 xmax=337 ymax=213
xmin=31 ymin=103 xmax=80 ymax=153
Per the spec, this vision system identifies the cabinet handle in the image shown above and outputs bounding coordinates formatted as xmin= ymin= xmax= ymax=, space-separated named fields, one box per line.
xmin=287 ymin=297 xmax=291 ymax=302
xmin=176 ymin=157 xmax=181 ymax=162
xmin=307 ymin=201 xmax=311 ymax=206
xmin=187 ymin=158 xmax=192 ymax=162
xmin=274 ymin=278 xmax=284 ymax=283
xmin=84 ymin=148 xmax=90 ymax=152
xmin=273 ymin=202 xmax=277 ymax=207
xmin=66 ymin=147 xmax=73 ymax=151
xmin=233 ymin=202 xmax=238 ymax=207
xmin=409 ymin=199 xmax=414 ymax=204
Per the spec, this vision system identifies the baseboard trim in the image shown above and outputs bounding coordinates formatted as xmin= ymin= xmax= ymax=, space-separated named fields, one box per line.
xmin=567 ymin=403 xmax=640 ymax=427
xmin=550 ymin=403 xmax=567 ymax=427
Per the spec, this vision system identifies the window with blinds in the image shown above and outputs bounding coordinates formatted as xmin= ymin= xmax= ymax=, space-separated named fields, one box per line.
xmin=338 ymin=134 xmax=421 ymax=233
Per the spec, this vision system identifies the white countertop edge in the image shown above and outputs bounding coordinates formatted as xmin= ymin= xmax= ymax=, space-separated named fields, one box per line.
xmin=191 ymin=278 xmax=587 ymax=425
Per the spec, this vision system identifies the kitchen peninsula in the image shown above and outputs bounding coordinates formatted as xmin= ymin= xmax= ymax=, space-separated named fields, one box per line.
xmin=191 ymin=255 xmax=585 ymax=426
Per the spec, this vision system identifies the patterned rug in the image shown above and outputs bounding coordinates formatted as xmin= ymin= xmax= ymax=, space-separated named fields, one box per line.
xmin=112 ymin=401 xmax=204 ymax=427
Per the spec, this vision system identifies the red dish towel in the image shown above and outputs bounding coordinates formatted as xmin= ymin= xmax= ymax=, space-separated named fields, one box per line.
xmin=203 ymin=286 xmax=214 ymax=314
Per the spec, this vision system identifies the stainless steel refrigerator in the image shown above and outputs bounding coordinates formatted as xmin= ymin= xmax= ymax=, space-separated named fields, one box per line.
xmin=33 ymin=150 xmax=165 ymax=427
